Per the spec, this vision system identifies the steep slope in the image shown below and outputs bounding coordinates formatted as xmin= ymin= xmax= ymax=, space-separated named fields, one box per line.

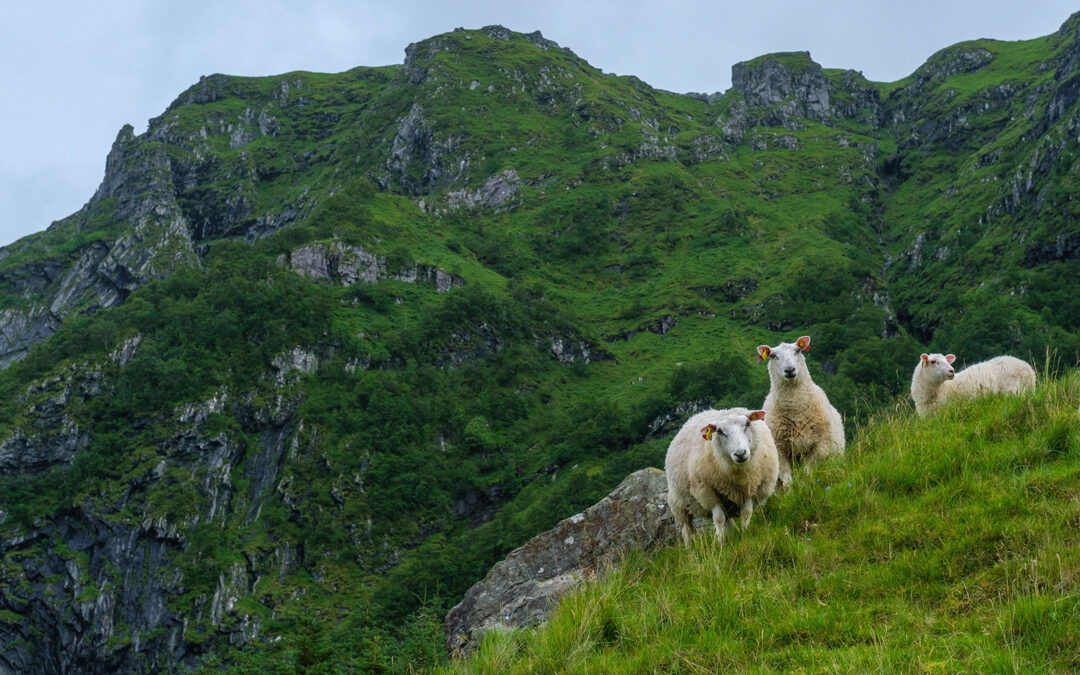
xmin=882 ymin=16 xmax=1080 ymax=351
xmin=447 ymin=374 xmax=1080 ymax=672
xmin=0 ymin=15 xmax=1078 ymax=672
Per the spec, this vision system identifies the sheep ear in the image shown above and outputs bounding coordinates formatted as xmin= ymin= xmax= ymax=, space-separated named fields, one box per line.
xmin=747 ymin=410 xmax=766 ymax=422
xmin=945 ymin=354 xmax=956 ymax=364
xmin=796 ymin=336 xmax=811 ymax=352
xmin=921 ymin=353 xmax=929 ymax=365
xmin=701 ymin=424 xmax=716 ymax=441
xmin=756 ymin=345 xmax=770 ymax=362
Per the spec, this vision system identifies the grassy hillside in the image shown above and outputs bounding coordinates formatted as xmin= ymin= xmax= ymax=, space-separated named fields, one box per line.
xmin=448 ymin=371 xmax=1080 ymax=672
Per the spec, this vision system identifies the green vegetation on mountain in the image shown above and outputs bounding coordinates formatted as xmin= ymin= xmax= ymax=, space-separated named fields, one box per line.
xmin=0 ymin=15 xmax=1078 ymax=673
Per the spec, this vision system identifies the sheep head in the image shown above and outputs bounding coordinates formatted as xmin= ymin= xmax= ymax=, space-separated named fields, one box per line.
xmin=758 ymin=337 xmax=812 ymax=383
xmin=919 ymin=353 xmax=956 ymax=382
xmin=701 ymin=410 xmax=766 ymax=465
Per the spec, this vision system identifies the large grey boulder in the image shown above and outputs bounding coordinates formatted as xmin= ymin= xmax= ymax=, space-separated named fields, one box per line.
xmin=444 ymin=467 xmax=679 ymax=657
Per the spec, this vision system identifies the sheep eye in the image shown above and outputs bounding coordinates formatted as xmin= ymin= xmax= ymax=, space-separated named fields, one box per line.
xmin=744 ymin=420 xmax=751 ymax=429
xmin=716 ymin=428 xmax=726 ymax=437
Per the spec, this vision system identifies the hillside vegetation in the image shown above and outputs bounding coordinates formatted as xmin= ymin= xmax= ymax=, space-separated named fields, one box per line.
xmin=0 ymin=15 xmax=1078 ymax=672
xmin=449 ymin=373 xmax=1080 ymax=673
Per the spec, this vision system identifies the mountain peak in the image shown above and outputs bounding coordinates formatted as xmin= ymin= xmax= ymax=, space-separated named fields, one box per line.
xmin=402 ymin=25 xmax=579 ymax=85
xmin=730 ymin=51 xmax=830 ymax=120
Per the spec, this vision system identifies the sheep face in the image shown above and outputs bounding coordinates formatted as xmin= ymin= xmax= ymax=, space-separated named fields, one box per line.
xmin=701 ymin=411 xmax=766 ymax=466
xmin=920 ymin=353 xmax=956 ymax=384
xmin=757 ymin=336 xmax=811 ymax=384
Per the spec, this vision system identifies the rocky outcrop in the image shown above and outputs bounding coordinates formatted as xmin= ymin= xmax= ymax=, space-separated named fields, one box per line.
xmin=383 ymin=104 xmax=469 ymax=195
xmin=278 ymin=240 xmax=465 ymax=292
xmin=0 ymin=423 xmax=89 ymax=475
xmin=270 ymin=347 xmax=321 ymax=385
xmin=605 ymin=315 xmax=678 ymax=343
xmin=902 ymin=44 xmax=995 ymax=99
xmin=437 ymin=322 xmax=505 ymax=368
xmin=732 ymin=52 xmax=831 ymax=123
xmin=828 ymin=69 xmax=884 ymax=128
xmin=0 ymin=123 xmax=200 ymax=369
xmin=647 ymin=399 xmax=710 ymax=437
xmin=726 ymin=52 xmax=883 ymax=132
xmin=0 ymin=508 xmax=193 ymax=674
xmin=444 ymin=468 xmax=678 ymax=657
xmin=443 ymin=169 xmax=522 ymax=212
xmin=0 ymin=337 xmax=142 ymax=474
xmin=1023 ymin=231 xmax=1080 ymax=267
xmin=546 ymin=334 xmax=611 ymax=364
xmin=0 ymin=386 xmax=298 ymax=673
xmin=0 ymin=66 xmax=331 ymax=370
xmin=0 ymin=307 xmax=62 ymax=369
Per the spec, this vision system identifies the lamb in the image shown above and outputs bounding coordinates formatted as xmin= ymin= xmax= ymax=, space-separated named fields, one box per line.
xmin=664 ymin=407 xmax=779 ymax=544
xmin=910 ymin=353 xmax=1037 ymax=415
xmin=757 ymin=336 xmax=845 ymax=488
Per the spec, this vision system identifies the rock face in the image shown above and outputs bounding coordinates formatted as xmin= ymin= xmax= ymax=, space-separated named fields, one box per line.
xmin=0 ymin=508 xmax=190 ymax=674
xmin=0 ymin=307 xmax=62 ymax=370
xmin=0 ymin=123 xmax=201 ymax=368
xmin=0 ymin=68 xmax=322 ymax=369
xmin=728 ymin=52 xmax=882 ymax=130
xmin=445 ymin=169 xmax=522 ymax=212
xmin=0 ymin=385 xmax=298 ymax=673
xmin=278 ymin=240 xmax=465 ymax=292
xmin=444 ymin=468 xmax=678 ymax=657
xmin=732 ymin=52 xmax=831 ymax=121
xmin=384 ymin=103 xmax=469 ymax=195
xmin=0 ymin=338 xmax=139 ymax=474
xmin=546 ymin=334 xmax=611 ymax=364
xmin=0 ymin=329 xmax=302 ymax=672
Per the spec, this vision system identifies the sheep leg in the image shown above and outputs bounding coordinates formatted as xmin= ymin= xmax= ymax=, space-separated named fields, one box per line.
xmin=740 ymin=499 xmax=754 ymax=529
xmin=777 ymin=451 xmax=793 ymax=490
xmin=711 ymin=504 xmax=727 ymax=543
xmin=673 ymin=507 xmax=694 ymax=544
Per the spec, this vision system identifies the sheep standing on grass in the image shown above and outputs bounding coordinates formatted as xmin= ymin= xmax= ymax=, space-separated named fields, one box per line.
xmin=665 ymin=407 xmax=779 ymax=544
xmin=757 ymin=336 xmax=845 ymax=488
xmin=910 ymin=353 xmax=1037 ymax=415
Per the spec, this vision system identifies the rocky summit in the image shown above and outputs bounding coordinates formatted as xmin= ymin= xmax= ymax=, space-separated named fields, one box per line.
xmin=1 ymin=13 xmax=1080 ymax=672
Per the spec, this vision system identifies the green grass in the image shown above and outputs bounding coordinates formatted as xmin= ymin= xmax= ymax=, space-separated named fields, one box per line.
xmin=446 ymin=373 xmax=1080 ymax=673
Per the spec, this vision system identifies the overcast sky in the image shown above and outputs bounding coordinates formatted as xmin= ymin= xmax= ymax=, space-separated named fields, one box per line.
xmin=1 ymin=1 xmax=1077 ymax=247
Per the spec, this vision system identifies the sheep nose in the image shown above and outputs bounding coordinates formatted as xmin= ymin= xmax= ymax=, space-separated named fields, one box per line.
xmin=733 ymin=451 xmax=748 ymax=463
xmin=783 ymin=367 xmax=796 ymax=378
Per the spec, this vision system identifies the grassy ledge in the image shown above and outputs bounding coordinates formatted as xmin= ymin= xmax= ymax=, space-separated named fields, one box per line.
xmin=445 ymin=371 xmax=1080 ymax=673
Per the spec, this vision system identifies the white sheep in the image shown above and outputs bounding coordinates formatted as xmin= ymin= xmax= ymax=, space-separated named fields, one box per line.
xmin=757 ymin=336 xmax=845 ymax=488
xmin=910 ymin=352 xmax=1036 ymax=415
xmin=664 ymin=407 xmax=779 ymax=544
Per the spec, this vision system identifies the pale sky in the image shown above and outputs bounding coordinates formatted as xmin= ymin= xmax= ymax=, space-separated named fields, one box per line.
xmin=1 ymin=1 xmax=1077 ymax=247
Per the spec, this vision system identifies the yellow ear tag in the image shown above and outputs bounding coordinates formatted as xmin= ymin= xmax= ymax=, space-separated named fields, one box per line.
xmin=704 ymin=428 xmax=714 ymax=441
